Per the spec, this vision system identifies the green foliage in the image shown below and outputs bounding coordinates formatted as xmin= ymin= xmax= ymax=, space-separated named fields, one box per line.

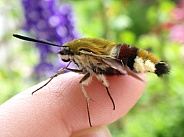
xmin=1 ymin=0 xmax=184 ymax=136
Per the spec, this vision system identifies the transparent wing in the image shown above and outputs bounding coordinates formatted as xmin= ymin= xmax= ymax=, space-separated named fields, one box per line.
xmin=79 ymin=50 xmax=143 ymax=81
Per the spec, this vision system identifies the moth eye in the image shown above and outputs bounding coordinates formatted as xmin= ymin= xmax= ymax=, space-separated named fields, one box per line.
xmin=58 ymin=46 xmax=70 ymax=55
xmin=57 ymin=46 xmax=73 ymax=62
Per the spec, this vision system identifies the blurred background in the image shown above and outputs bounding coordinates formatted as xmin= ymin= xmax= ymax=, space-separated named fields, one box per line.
xmin=0 ymin=0 xmax=184 ymax=136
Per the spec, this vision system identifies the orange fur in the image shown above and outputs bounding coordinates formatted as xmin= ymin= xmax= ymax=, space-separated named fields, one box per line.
xmin=138 ymin=50 xmax=159 ymax=63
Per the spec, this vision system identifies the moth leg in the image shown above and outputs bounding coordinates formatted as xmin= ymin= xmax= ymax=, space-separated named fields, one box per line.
xmin=32 ymin=61 xmax=82 ymax=94
xmin=96 ymin=75 xmax=115 ymax=110
xmin=65 ymin=68 xmax=83 ymax=73
xmin=79 ymin=73 xmax=93 ymax=127
xmin=32 ymin=68 xmax=62 ymax=94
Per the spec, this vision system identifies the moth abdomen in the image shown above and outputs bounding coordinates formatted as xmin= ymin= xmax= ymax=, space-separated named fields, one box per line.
xmin=117 ymin=43 xmax=138 ymax=70
xmin=116 ymin=44 xmax=169 ymax=76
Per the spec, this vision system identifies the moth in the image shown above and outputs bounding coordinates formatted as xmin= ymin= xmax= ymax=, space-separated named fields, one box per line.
xmin=13 ymin=34 xmax=170 ymax=127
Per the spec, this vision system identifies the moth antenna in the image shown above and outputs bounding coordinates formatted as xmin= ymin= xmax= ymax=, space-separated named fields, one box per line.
xmin=13 ymin=34 xmax=61 ymax=47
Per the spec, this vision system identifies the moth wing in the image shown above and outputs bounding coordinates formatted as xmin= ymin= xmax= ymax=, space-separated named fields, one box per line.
xmin=102 ymin=58 xmax=143 ymax=81
xmin=79 ymin=50 xmax=143 ymax=81
xmin=79 ymin=50 xmax=113 ymax=58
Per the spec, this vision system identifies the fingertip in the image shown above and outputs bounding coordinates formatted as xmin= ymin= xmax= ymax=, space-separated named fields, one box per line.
xmin=83 ymin=74 xmax=147 ymax=127
xmin=71 ymin=126 xmax=111 ymax=137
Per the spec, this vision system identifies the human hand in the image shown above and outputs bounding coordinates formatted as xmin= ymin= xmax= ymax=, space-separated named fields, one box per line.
xmin=0 ymin=72 xmax=146 ymax=137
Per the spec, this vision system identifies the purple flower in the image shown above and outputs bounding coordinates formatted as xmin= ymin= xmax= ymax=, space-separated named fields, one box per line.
xmin=21 ymin=0 xmax=81 ymax=78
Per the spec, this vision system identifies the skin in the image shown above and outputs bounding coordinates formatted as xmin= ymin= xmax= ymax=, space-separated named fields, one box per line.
xmin=0 ymin=72 xmax=146 ymax=137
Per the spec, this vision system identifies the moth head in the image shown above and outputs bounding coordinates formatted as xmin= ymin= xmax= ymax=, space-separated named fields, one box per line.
xmin=57 ymin=46 xmax=74 ymax=62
